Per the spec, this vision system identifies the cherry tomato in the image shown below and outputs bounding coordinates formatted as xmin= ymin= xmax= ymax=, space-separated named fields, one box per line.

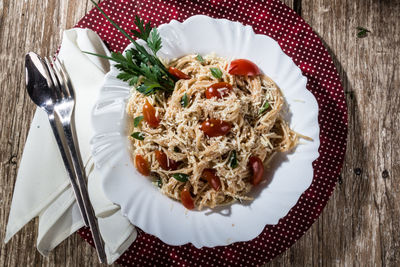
xmin=205 ymin=82 xmax=233 ymax=99
xmin=180 ymin=188 xmax=194 ymax=210
xmin=228 ymin=59 xmax=261 ymax=76
xmin=168 ymin=67 xmax=190 ymax=80
xmin=200 ymin=119 xmax=231 ymax=137
xmin=248 ymin=156 xmax=264 ymax=186
xmin=155 ymin=150 xmax=180 ymax=170
xmin=202 ymin=168 xmax=221 ymax=191
xmin=135 ymin=154 xmax=150 ymax=176
xmin=143 ymin=99 xmax=160 ymax=128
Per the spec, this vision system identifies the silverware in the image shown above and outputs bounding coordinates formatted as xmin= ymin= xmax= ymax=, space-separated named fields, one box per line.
xmin=25 ymin=52 xmax=107 ymax=263
xmin=25 ymin=52 xmax=89 ymax=226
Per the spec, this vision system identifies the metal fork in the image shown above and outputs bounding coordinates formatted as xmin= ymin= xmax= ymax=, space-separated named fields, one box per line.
xmin=42 ymin=56 xmax=107 ymax=263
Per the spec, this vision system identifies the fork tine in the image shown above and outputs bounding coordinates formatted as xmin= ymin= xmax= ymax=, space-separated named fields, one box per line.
xmin=43 ymin=57 xmax=63 ymax=99
xmin=52 ymin=57 xmax=70 ymax=98
xmin=54 ymin=57 xmax=75 ymax=98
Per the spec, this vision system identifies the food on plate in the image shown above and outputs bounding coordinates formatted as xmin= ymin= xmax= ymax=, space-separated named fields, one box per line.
xmin=88 ymin=3 xmax=309 ymax=210
xmin=127 ymin=54 xmax=302 ymax=210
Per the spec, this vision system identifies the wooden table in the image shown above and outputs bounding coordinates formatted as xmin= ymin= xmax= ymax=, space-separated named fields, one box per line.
xmin=1 ymin=0 xmax=399 ymax=266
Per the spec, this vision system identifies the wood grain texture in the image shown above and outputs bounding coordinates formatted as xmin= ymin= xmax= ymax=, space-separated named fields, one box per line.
xmin=0 ymin=0 xmax=398 ymax=266
xmin=268 ymin=0 xmax=400 ymax=266
xmin=0 ymin=1 xmax=110 ymax=266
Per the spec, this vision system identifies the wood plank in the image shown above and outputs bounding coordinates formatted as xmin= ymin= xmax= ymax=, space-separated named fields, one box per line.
xmin=1 ymin=0 xmax=399 ymax=266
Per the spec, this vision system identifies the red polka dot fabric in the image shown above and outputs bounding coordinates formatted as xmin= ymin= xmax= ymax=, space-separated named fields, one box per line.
xmin=75 ymin=0 xmax=348 ymax=266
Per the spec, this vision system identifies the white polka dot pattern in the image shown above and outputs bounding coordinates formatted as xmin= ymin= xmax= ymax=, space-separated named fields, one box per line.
xmin=75 ymin=0 xmax=348 ymax=266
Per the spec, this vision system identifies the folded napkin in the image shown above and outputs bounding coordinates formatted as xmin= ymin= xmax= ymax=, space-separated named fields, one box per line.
xmin=5 ymin=28 xmax=137 ymax=264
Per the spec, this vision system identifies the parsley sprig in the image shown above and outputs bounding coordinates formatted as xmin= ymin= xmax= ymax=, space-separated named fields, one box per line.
xmin=85 ymin=1 xmax=177 ymax=95
xmin=259 ymin=100 xmax=270 ymax=114
xmin=181 ymin=93 xmax=189 ymax=107
xmin=229 ymin=150 xmax=238 ymax=169
xmin=131 ymin=132 xmax=145 ymax=140
xmin=133 ymin=116 xmax=144 ymax=127
xmin=210 ymin=67 xmax=223 ymax=79
xmin=172 ymin=173 xmax=189 ymax=182
xmin=196 ymin=54 xmax=205 ymax=63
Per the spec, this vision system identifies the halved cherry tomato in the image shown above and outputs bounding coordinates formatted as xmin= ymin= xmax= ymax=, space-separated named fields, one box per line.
xmin=135 ymin=154 xmax=150 ymax=176
xmin=200 ymin=119 xmax=231 ymax=137
xmin=168 ymin=67 xmax=190 ymax=80
xmin=155 ymin=150 xmax=180 ymax=170
xmin=248 ymin=156 xmax=264 ymax=186
xmin=180 ymin=188 xmax=194 ymax=210
xmin=202 ymin=168 xmax=221 ymax=191
xmin=228 ymin=59 xmax=261 ymax=76
xmin=143 ymin=99 xmax=160 ymax=128
xmin=205 ymin=82 xmax=233 ymax=99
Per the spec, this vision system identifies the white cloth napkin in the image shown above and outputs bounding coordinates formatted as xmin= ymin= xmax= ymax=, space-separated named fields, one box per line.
xmin=5 ymin=28 xmax=137 ymax=264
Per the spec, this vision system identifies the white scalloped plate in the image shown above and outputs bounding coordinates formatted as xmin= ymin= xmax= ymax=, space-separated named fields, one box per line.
xmin=91 ymin=15 xmax=320 ymax=248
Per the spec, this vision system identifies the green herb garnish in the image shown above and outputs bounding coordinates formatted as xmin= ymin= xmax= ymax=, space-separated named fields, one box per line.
xmin=196 ymin=54 xmax=205 ymax=63
xmin=181 ymin=93 xmax=189 ymax=107
xmin=356 ymin=27 xmax=370 ymax=38
xmin=172 ymin=173 xmax=189 ymax=182
xmin=131 ymin=132 xmax=145 ymax=140
xmin=174 ymin=147 xmax=181 ymax=153
xmin=229 ymin=150 xmax=238 ymax=169
xmin=86 ymin=0 xmax=176 ymax=95
xmin=259 ymin=100 xmax=270 ymax=114
xmin=210 ymin=67 xmax=223 ymax=79
xmin=133 ymin=116 xmax=144 ymax=127
xmin=157 ymin=178 xmax=163 ymax=188
xmin=131 ymin=15 xmax=152 ymax=41
xmin=147 ymin=28 xmax=163 ymax=55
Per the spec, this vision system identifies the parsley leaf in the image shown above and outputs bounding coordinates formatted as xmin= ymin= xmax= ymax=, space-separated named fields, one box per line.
xmin=131 ymin=15 xmax=152 ymax=40
xmin=133 ymin=116 xmax=144 ymax=127
xmin=181 ymin=93 xmax=189 ymax=107
xmin=229 ymin=150 xmax=238 ymax=169
xmin=147 ymin=28 xmax=162 ymax=55
xmin=196 ymin=54 xmax=205 ymax=63
xmin=131 ymin=132 xmax=145 ymax=140
xmin=356 ymin=27 xmax=370 ymax=38
xmin=259 ymin=100 xmax=270 ymax=114
xmin=136 ymin=80 xmax=162 ymax=95
xmin=172 ymin=173 xmax=189 ymax=182
xmin=157 ymin=178 xmax=162 ymax=188
xmin=210 ymin=67 xmax=223 ymax=79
